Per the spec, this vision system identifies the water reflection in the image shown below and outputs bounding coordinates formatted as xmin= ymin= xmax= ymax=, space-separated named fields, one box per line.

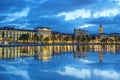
xmin=99 ymin=50 xmax=103 ymax=63
xmin=74 ymin=46 xmax=88 ymax=58
xmin=0 ymin=45 xmax=120 ymax=61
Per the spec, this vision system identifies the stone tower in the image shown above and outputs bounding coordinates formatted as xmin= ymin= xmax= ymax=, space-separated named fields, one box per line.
xmin=99 ymin=24 xmax=103 ymax=34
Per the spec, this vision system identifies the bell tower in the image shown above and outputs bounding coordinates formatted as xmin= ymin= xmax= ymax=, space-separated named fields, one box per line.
xmin=99 ymin=24 xmax=103 ymax=34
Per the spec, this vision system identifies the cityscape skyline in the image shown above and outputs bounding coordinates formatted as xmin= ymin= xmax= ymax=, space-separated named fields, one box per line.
xmin=0 ymin=24 xmax=119 ymax=45
xmin=0 ymin=24 xmax=119 ymax=34
xmin=0 ymin=0 xmax=120 ymax=33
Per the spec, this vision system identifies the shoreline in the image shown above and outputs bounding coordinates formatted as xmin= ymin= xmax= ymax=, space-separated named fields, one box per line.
xmin=0 ymin=43 xmax=120 ymax=47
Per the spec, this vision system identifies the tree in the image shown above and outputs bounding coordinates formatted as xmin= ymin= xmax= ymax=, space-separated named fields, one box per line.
xmin=64 ymin=35 xmax=71 ymax=43
xmin=91 ymin=35 xmax=96 ymax=43
xmin=39 ymin=35 xmax=43 ymax=43
xmin=101 ymin=38 xmax=108 ymax=43
xmin=19 ymin=34 xmax=29 ymax=43
xmin=76 ymin=35 xmax=80 ymax=43
xmin=51 ymin=35 xmax=57 ymax=43
xmin=81 ymin=35 xmax=86 ymax=43
xmin=71 ymin=35 xmax=75 ymax=43
xmin=85 ymin=35 xmax=90 ymax=43
xmin=57 ymin=35 xmax=63 ymax=43
xmin=32 ymin=34 xmax=39 ymax=43
xmin=8 ymin=36 xmax=13 ymax=44
xmin=2 ymin=32 xmax=5 ymax=44
xmin=43 ymin=37 xmax=50 ymax=43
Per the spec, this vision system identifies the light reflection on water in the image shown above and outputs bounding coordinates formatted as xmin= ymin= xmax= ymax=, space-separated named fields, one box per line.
xmin=0 ymin=45 xmax=120 ymax=80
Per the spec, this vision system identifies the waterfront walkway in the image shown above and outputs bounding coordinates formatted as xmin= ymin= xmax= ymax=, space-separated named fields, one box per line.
xmin=0 ymin=43 xmax=120 ymax=47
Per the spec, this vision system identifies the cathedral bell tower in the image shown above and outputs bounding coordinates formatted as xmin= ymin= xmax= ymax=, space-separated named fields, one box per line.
xmin=99 ymin=24 xmax=103 ymax=34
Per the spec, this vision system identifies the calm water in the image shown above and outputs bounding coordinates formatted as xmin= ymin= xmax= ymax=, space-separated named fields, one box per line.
xmin=0 ymin=45 xmax=120 ymax=80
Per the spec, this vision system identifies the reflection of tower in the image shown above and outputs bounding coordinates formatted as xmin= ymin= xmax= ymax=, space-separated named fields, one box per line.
xmin=99 ymin=51 xmax=103 ymax=63
xmin=99 ymin=24 xmax=103 ymax=34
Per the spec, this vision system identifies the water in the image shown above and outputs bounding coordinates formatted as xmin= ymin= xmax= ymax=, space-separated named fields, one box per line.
xmin=0 ymin=45 xmax=120 ymax=80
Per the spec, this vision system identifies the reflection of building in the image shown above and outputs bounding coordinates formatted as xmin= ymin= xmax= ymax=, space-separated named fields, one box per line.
xmin=99 ymin=50 xmax=103 ymax=63
xmin=34 ymin=46 xmax=52 ymax=61
xmin=0 ymin=45 xmax=119 ymax=60
xmin=74 ymin=52 xmax=88 ymax=58
xmin=74 ymin=46 xmax=88 ymax=58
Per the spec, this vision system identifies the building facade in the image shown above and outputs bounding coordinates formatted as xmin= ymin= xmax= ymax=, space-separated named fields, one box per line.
xmin=35 ymin=27 xmax=52 ymax=39
xmin=0 ymin=27 xmax=52 ymax=44
xmin=74 ymin=29 xmax=88 ymax=38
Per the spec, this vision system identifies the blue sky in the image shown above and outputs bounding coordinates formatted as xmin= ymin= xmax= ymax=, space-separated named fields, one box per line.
xmin=0 ymin=0 xmax=120 ymax=34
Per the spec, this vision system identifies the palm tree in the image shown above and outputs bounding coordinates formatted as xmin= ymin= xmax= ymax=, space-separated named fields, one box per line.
xmin=91 ymin=35 xmax=96 ymax=43
xmin=109 ymin=38 xmax=114 ymax=44
xmin=78 ymin=35 xmax=85 ymax=43
xmin=43 ymin=37 xmax=50 ymax=44
xmin=101 ymin=38 xmax=108 ymax=44
xmin=51 ymin=35 xmax=57 ymax=44
xmin=8 ymin=36 xmax=13 ymax=44
xmin=39 ymin=35 xmax=43 ymax=43
xmin=71 ymin=35 xmax=75 ymax=43
xmin=64 ymin=35 xmax=71 ymax=43
xmin=32 ymin=34 xmax=39 ymax=43
xmin=85 ymin=35 xmax=90 ymax=43
xmin=2 ymin=32 xmax=5 ymax=44
xmin=115 ymin=36 xmax=119 ymax=43
xmin=19 ymin=34 xmax=29 ymax=43
xmin=76 ymin=35 xmax=80 ymax=43
xmin=57 ymin=35 xmax=63 ymax=43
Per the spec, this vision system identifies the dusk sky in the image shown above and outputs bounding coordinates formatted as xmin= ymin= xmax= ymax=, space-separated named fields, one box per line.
xmin=0 ymin=0 xmax=120 ymax=34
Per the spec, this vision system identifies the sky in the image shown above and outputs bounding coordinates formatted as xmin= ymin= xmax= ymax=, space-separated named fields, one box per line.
xmin=0 ymin=0 xmax=120 ymax=34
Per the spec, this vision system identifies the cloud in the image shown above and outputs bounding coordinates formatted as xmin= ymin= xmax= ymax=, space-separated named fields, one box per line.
xmin=87 ymin=14 xmax=120 ymax=25
xmin=78 ymin=24 xmax=95 ymax=28
xmin=1 ymin=64 xmax=30 ymax=80
xmin=93 ymin=8 xmax=120 ymax=18
xmin=57 ymin=67 xmax=91 ymax=79
xmin=57 ymin=9 xmax=91 ymax=21
xmin=57 ymin=66 xmax=120 ymax=79
xmin=79 ymin=59 xmax=95 ymax=63
xmin=93 ymin=69 xmax=120 ymax=79
xmin=57 ymin=66 xmax=120 ymax=80
xmin=25 ymin=0 xmax=47 ymax=5
xmin=111 ymin=0 xmax=120 ymax=5
xmin=0 ymin=0 xmax=119 ymax=33
xmin=1 ymin=7 xmax=30 ymax=23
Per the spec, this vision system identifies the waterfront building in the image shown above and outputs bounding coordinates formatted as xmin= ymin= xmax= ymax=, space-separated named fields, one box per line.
xmin=74 ymin=29 xmax=88 ymax=38
xmin=35 ymin=27 xmax=52 ymax=39
xmin=0 ymin=24 xmax=119 ymax=44
xmin=110 ymin=33 xmax=120 ymax=37
xmin=0 ymin=27 xmax=52 ymax=44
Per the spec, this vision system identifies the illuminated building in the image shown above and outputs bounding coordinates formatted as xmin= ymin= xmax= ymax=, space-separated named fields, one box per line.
xmin=74 ymin=29 xmax=88 ymax=38
xmin=0 ymin=24 xmax=119 ymax=44
xmin=99 ymin=24 xmax=103 ymax=34
xmin=0 ymin=27 xmax=52 ymax=44
xmin=35 ymin=27 xmax=52 ymax=39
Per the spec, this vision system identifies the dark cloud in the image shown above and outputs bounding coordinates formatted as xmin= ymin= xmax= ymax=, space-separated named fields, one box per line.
xmin=0 ymin=0 xmax=119 ymax=33
xmin=27 ymin=16 xmax=74 ymax=33
xmin=86 ymin=15 xmax=120 ymax=25
xmin=0 ymin=0 xmax=27 ymax=12
xmin=30 ymin=0 xmax=97 ymax=16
